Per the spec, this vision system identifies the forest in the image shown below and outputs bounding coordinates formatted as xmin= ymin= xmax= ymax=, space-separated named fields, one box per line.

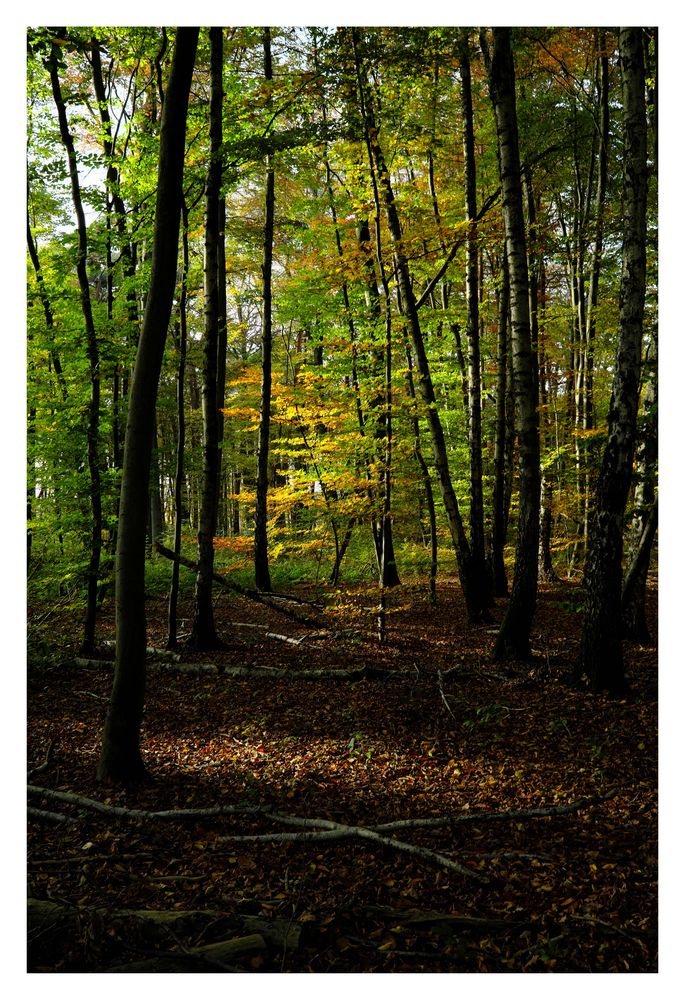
xmin=26 ymin=25 xmax=657 ymax=974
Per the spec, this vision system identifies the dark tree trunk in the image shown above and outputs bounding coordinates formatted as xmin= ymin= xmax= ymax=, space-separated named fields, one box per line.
xmin=356 ymin=218 xmax=401 ymax=588
xmin=621 ymin=341 xmax=657 ymax=644
xmin=406 ymin=343 xmax=438 ymax=604
xmin=577 ymin=28 xmax=648 ymax=694
xmin=481 ymin=28 xmax=541 ymax=660
xmin=490 ymin=255 xmax=510 ymax=596
xmin=167 ymin=200 xmax=190 ymax=649
xmin=215 ymin=195 xmax=228 ymax=534
xmin=255 ymin=27 xmax=275 ymax=592
xmin=190 ymin=26 xmax=224 ymax=648
xmin=97 ymin=27 xmax=198 ymax=783
xmin=538 ymin=472 xmax=559 ymax=583
xmin=47 ymin=40 xmax=103 ymax=656
xmin=459 ymin=29 xmax=491 ymax=611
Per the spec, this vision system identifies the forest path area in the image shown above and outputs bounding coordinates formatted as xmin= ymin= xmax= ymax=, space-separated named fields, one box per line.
xmin=27 ymin=580 xmax=657 ymax=972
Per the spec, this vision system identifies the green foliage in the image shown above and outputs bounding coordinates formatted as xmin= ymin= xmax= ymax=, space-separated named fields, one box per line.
xmin=27 ymin=26 xmax=657 ymax=615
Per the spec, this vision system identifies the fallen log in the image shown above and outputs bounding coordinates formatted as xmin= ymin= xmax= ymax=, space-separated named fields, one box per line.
xmin=106 ymin=933 xmax=266 ymax=972
xmin=60 ymin=656 xmax=403 ymax=682
xmin=28 ymin=898 xmax=299 ymax=973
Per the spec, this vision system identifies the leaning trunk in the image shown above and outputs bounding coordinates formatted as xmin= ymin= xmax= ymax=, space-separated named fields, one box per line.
xmin=97 ymin=28 xmax=198 ymax=783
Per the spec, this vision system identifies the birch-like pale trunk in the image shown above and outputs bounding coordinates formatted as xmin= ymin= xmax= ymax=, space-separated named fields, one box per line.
xmin=577 ymin=28 xmax=648 ymax=693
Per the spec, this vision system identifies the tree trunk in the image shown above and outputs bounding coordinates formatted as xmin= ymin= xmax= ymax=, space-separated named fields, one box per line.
xmin=481 ymin=29 xmax=541 ymax=660
xmin=356 ymin=218 xmax=401 ymax=588
xmin=190 ymin=27 xmax=224 ymax=648
xmin=47 ymin=39 xmax=103 ymax=656
xmin=405 ymin=343 xmax=438 ymax=604
xmin=459 ymin=29 xmax=491 ymax=611
xmin=577 ymin=28 xmax=648 ymax=693
xmin=621 ymin=340 xmax=657 ymax=643
xmin=254 ymin=27 xmax=275 ymax=592
xmin=97 ymin=27 xmax=198 ymax=783
xmin=490 ymin=255 xmax=510 ymax=596
xmin=167 ymin=200 xmax=190 ymax=649
xmin=351 ymin=28 xmax=486 ymax=623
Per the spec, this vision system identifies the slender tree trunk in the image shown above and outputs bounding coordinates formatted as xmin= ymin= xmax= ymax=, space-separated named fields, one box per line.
xmin=621 ymin=341 xmax=657 ymax=643
xmin=167 ymin=201 xmax=190 ymax=649
xmin=481 ymin=28 xmax=541 ymax=660
xmin=215 ymin=195 xmax=228 ymax=535
xmin=490 ymin=255 xmax=510 ymax=596
xmin=405 ymin=343 xmax=438 ymax=604
xmin=577 ymin=28 xmax=648 ymax=693
xmin=97 ymin=27 xmax=198 ymax=783
xmin=190 ymin=27 xmax=224 ymax=648
xmin=459 ymin=29 xmax=491 ymax=611
xmin=47 ymin=41 xmax=103 ymax=656
xmin=351 ymin=28 xmax=486 ymax=623
xmin=621 ymin=499 xmax=657 ymax=642
xmin=255 ymin=27 xmax=275 ymax=592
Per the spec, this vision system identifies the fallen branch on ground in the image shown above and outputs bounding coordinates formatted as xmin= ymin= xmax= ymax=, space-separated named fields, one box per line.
xmin=61 ymin=656 xmax=404 ymax=682
xmin=154 ymin=543 xmax=321 ymax=626
xmin=27 ymin=736 xmax=59 ymax=781
xmin=27 ymin=785 xmax=270 ymax=821
xmin=219 ymin=811 xmax=484 ymax=881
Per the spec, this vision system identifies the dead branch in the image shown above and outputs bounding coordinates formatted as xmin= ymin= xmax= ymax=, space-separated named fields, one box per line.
xmin=154 ymin=542 xmax=321 ymax=626
xmin=358 ymin=903 xmax=526 ymax=931
xmin=221 ymin=811 xmax=484 ymax=881
xmin=28 ymin=807 xmax=74 ymax=824
xmin=27 ymin=785 xmax=270 ymax=821
xmin=367 ymin=785 xmax=626 ymax=833
xmin=27 ymin=736 xmax=59 ymax=781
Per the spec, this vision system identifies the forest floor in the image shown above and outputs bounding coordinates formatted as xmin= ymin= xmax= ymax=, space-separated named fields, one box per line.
xmin=27 ymin=575 xmax=658 ymax=973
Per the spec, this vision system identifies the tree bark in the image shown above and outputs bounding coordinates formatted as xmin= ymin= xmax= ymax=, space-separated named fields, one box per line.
xmin=459 ymin=29 xmax=491 ymax=611
xmin=254 ymin=27 xmax=275 ymax=592
xmin=47 ymin=39 xmax=103 ymax=656
xmin=577 ymin=28 xmax=648 ymax=693
xmin=490 ymin=255 xmax=510 ymax=596
xmin=190 ymin=27 xmax=224 ymax=648
xmin=97 ymin=27 xmax=199 ymax=783
xmin=481 ymin=28 xmax=541 ymax=659
xmin=167 ymin=200 xmax=190 ymax=649
xmin=621 ymin=341 xmax=657 ymax=643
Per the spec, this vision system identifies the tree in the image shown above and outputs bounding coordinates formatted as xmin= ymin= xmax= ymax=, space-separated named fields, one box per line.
xmin=576 ymin=28 xmax=648 ymax=694
xmin=350 ymin=27 xmax=489 ymax=624
xmin=98 ymin=27 xmax=199 ymax=783
xmin=481 ymin=28 xmax=541 ymax=660
xmin=190 ymin=26 xmax=225 ymax=647
xmin=46 ymin=33 xmax=103 ymax=655
xmin=254 ymin=27 xmax=276 ymax=592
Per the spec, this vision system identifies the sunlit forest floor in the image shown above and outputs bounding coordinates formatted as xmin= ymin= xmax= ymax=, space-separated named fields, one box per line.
xmin=27 ymin=576 xmax=657 ymax=972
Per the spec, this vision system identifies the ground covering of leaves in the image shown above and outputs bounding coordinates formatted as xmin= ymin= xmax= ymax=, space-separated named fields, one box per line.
xmin=27 ymin=577 xmax=657 ymax=973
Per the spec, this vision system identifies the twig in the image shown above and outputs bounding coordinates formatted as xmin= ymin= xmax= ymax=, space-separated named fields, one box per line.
xmin=28 ymin=806 xmax=74 ymax=824
xmin=27 ymin=736 xmax=59 ymax=781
